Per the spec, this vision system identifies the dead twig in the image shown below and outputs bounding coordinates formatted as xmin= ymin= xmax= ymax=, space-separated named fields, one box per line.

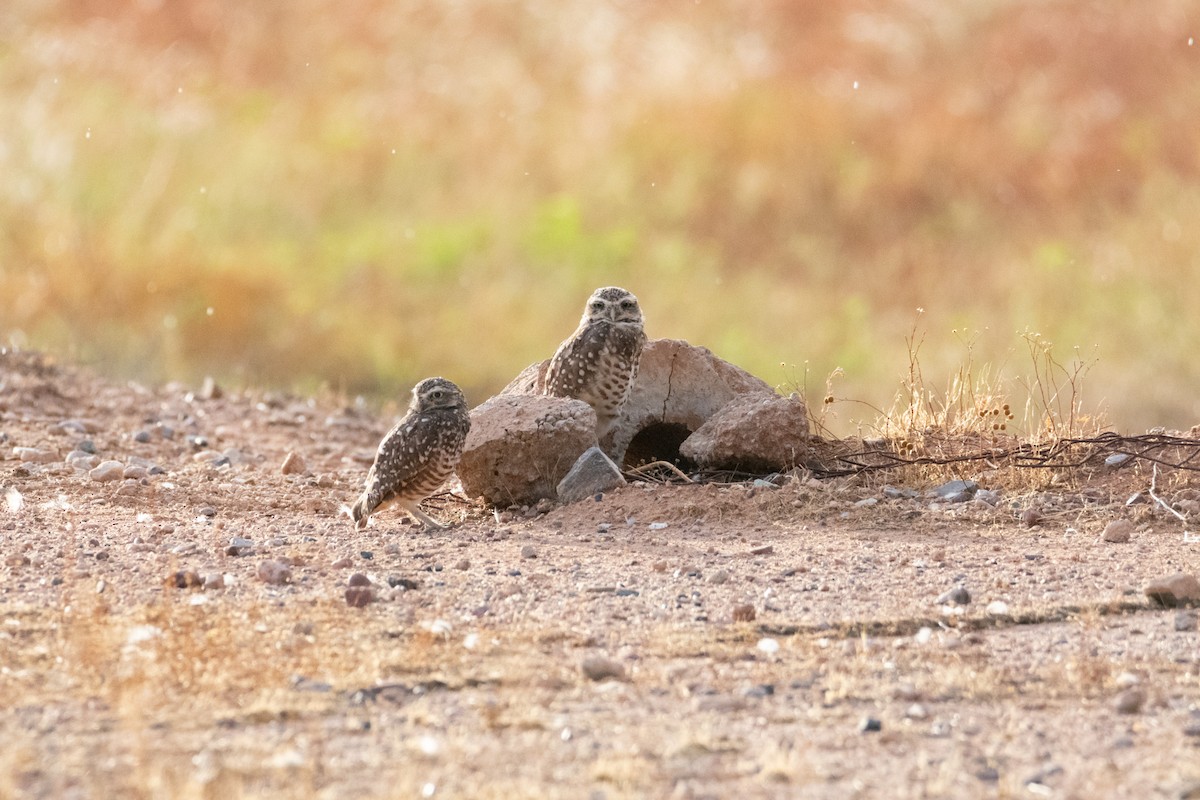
xmin=624 ymin=461 xmax=694 ymax=483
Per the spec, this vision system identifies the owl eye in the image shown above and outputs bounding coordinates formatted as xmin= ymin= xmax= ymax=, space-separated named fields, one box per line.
xmin=620 ymin=299 xmax=636 ymax=309
xmin=430 ymin=390 xmax=444 ymax=400
xmin=590 ymin=301 xmax=605 ymax=311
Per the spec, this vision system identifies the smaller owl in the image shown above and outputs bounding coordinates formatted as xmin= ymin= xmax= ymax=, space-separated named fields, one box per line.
xmin=350 ymin=377 xmax=471 ymax=530
xmin=544 ymin=286 xmax=646 ymax=440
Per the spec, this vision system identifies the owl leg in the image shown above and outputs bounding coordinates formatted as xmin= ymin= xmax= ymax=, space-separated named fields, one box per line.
xmin=401 ymin=501 xmax=446 ymax=530
xmin=350 ymin=492 xmax=374 ymax=529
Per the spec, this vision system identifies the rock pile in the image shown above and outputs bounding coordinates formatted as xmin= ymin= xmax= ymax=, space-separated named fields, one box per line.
xmin=458 ymin=338 xmax=812 ymax=506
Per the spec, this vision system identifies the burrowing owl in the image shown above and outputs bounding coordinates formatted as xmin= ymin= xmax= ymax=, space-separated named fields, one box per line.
xmin=350 ymin=377 xmax=471 ymax=530
xmin=544 ymin=286 xmax=646 ymax=439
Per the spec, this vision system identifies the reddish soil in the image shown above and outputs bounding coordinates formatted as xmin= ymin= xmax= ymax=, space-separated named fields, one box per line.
xmin=1 ymin=351 xmax=1198 ymax=799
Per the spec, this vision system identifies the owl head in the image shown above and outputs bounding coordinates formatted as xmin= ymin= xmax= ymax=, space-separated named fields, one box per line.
xmin=410 ymin=377 xmax=468 ymax=413
xmin=581 ymin=286 xmax=643 ymax=326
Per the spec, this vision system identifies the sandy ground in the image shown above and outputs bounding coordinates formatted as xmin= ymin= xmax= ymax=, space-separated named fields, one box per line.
xmin=1 ymin=350 xmax=1198 ymax=800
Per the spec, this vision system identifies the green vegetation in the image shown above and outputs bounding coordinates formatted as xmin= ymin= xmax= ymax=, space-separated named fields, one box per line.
xmin=2 ymin=1 xmax=1199 ymax=434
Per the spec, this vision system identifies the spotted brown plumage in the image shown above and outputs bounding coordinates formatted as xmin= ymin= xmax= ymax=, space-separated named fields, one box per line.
xmin=350 ymin=377 xmax=470 ymax=530
xmin=543 ymin=286 xmax=646 ymax=440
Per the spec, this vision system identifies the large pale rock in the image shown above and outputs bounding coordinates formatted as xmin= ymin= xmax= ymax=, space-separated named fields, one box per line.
xmin=680 ymin=392 xmax=811 ymax=472
xmin=502 ymin=339 xmax=777 ymax=466
xmin=556 ymin=446 xmax=626 ymax=504
xmin=458 ymin=394 xmax=596 ymax=506
xmin=1144 ymin=572 xmax=1200 ymax=608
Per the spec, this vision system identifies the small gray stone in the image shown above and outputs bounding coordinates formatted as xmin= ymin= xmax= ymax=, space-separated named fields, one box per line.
xmin=556 ymin=446 xmax=626 ymax=504
xmin=89 ymin=460 xmax=125 ymax=482
xmin=930 ymin=479 xmax=978 ymax=500
xmin=580 ymin=655 xmax=626 ymax=682
xmin=1102 ymin=519 xmax=1134 ymax=543
xmin=882 ymin=485 xmax=918 ymax=499
xmin=1114 ymin=688 xmax=1147 ymax=714
xmin=226 ymin=536 xmax=254 ymax=556
xmin=520 ymin=545 xmax=538 ymax=559
xmin=858 ymin=717 xmax=882 ymax=733
xmin=707 ymin=569 xmax=730 ymax=585
xmin=58 ymin=418 xmax=101 ymax=434
xmin=257 ymin=559 xmax=292 ymax=585
xmin=1175 ymin=611 xmax=1198 ymax=632
xmin=133 ymin=430 xmax=153 ymax=444
xmin=975 ymin=489 xmax=1001 ymax=506
xmin=936 ymin=585 xmax=971 ymax=606
xmin=66 ymin=451 xmax=100 ymax=469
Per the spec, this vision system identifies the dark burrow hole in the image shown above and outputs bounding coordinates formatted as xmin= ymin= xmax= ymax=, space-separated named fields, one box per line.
xmin=622 ymin=422 xmax=696 ymax=470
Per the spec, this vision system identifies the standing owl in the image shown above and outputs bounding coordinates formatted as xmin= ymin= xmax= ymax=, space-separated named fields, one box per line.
xmin=543 ymin=286 xmax=646 ymax=440
xmin=350 ymin=377 xmax=471 ymax=530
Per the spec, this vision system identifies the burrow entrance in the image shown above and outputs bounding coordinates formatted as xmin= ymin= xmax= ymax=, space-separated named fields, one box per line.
xmin=622 ymin=422 xmax=696 ymax=469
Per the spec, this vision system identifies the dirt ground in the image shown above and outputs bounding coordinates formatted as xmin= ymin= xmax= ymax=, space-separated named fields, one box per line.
xmin=1 ymin=350 xmax=1198 ymax=800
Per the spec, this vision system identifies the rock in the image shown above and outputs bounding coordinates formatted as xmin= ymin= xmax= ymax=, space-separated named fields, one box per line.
xmin=345 ymin=583 xmax=374 ymax=607
xmin=905 ymin=703 xmax=928 ymax=720
xmin=858 ymin=717 xmax=883 ymax=733
xmin=503 ymin=339 xmax=775 ymax=467
xmin=280 ymin=451 xmax=307 ymax=475
xmin=985 ymin=600 xmax=1010 ymax=616
xmin=257 ymin=559 xmax=292 ymax=585
xmin=1102 ymin=519 xmax=1134 ymax=543
xmin=749 ymin=545 xmax=774 ymax=556
xmin=1144 ymin=573 xmax=1200 ymax=608
xmin=556 ymin=446 xmax=626 ymax=504
xmin=1114 ymin=688 xmax=1147 ymax=714
xmin=89 ymin=460 xmax=125 ymax=482
xmin=929 ymin=479 xmax=978 ymax=502
xmin=167 ymin=570 xmax=203 ymax=589
xmin=520 ymin=545 xmax=538 ymax=559
xmin=707 ymin=569 xmax=730 ymax=585
xmin=387 ymin=576 xmax=421 ymax=591
xmin=58 ymin=418 xmax=102 ymax=434
xmin=226 ymin=536 xmax=254 ymax=556
xmin=1175 ymin=611 xmax=1198 ymax=631
xmin=457 ymin=394 xmax=597 ymax=506
xmin=580 ymin=655 xmax=626 ymax=682
xmin=200 ymin=376 xmax=223 ymax=400
xmin=13 ymin=447 xmax=56 ymax=463
xmin=936 ymin=585 xmax=972 ymax=606
xmin=756 ymin=638 xmax=780 ymax=655
xmin=347 ymin=572 xmax=371 ymax=587
xmin=975 ymin=489 xmax=1001 ymax=505
xmin=66 ymin=451 xmax=100 ymax=470
xmin=679 ymin=392 xmax=811 ymax=473
xmin=202 ymin=573 xmax=226 ymax=590
xmin=1020 ymin=508 xmax=1043 ymax=527
xmin=133 ymin=430 xmax=153 ymax=444
xmin=731 ymin=603 xmax=756 ymax=622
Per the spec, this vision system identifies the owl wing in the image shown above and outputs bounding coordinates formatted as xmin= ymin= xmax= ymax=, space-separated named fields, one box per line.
xmin=544 ymin=324 xmax=605 ymax=397
xmin=364 ymin=413 xmax=442 ymax=498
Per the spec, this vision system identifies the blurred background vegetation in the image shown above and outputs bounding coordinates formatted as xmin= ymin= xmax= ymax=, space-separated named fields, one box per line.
xmin=2 ymin=0 xmax=1198 ymax=435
